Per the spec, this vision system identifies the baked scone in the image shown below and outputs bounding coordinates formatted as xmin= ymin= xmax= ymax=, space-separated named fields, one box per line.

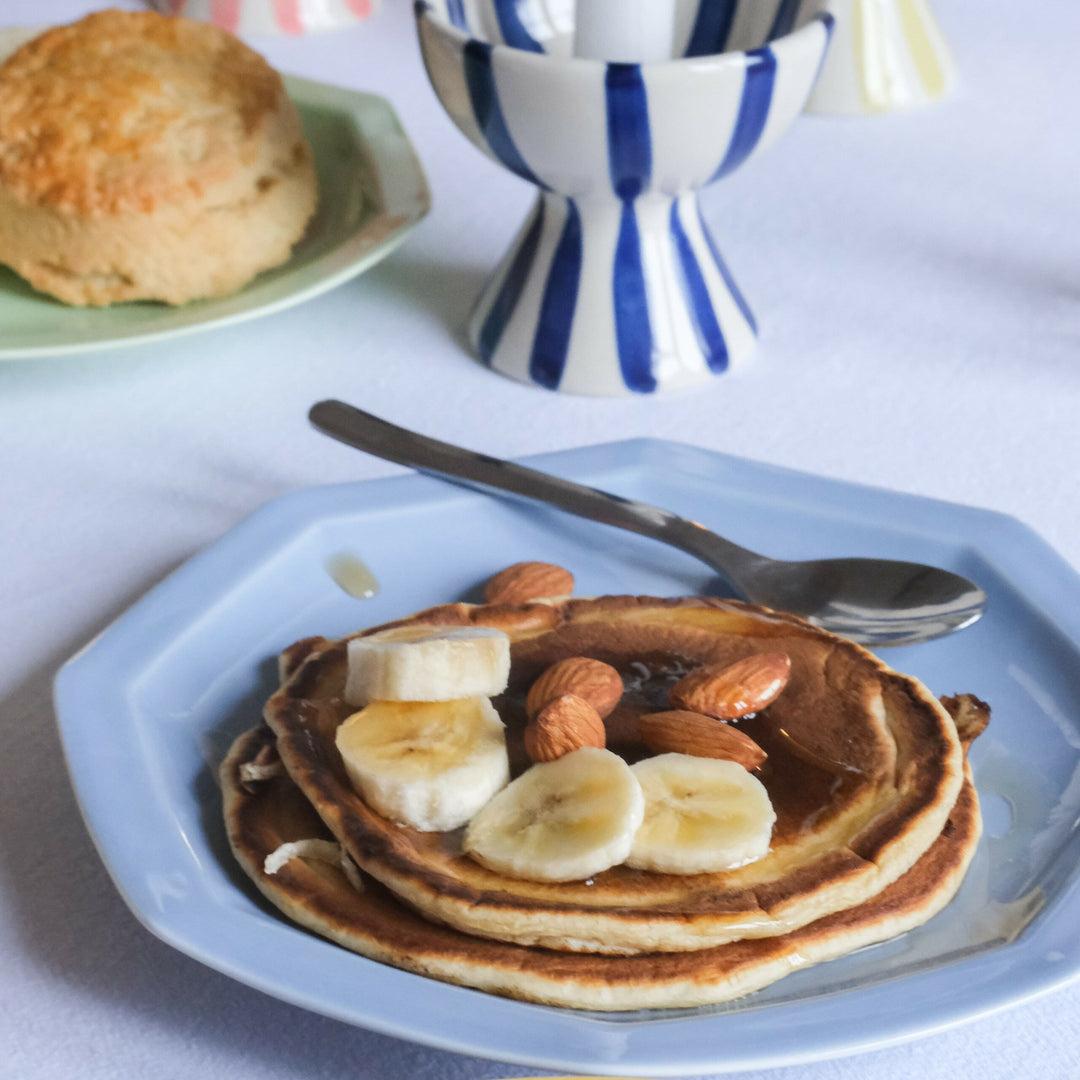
xmin=0 ymin=10 xmax=318 ymax=306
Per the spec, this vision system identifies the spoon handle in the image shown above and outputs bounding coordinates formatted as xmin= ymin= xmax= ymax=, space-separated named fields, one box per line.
xmin=308 ymin=400 xmax=752 ymax=575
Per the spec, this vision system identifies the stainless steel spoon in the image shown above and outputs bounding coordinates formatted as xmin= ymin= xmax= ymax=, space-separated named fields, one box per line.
xmin=309 ymin=400 xmax=987 ymax=647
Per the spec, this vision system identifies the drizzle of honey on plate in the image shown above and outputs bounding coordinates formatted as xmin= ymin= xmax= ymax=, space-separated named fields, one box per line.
xmin=327 ymin=554 xmax=380 ymax=599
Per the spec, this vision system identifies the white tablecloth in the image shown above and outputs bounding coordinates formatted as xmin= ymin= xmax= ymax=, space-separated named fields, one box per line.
xmin=2 ymin=1 xmax=1079 ymax=1077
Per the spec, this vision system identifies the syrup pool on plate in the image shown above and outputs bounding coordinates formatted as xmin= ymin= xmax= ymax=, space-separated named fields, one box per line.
xmin=327 ymin=553 xmax=380 ymax=599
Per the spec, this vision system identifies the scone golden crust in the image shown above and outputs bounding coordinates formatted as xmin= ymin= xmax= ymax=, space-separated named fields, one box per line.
xmin=0 ymin=10 xmax=317 ymax=305
xmin=264 ymin=595 xmax=967 ymax=955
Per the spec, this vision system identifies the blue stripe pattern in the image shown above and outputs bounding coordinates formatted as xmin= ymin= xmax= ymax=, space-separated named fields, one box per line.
xmin=612 ymin=209 xmax=655 ymax=392
xmin=445 ymin=0 xmax=469 ymax=32
xmin=606 ymin=64 xmax=655 ymax=394
xmin=492 ymin=0 xmax=544 ymax=52
xmin=812 ymin=12 xmax=837 ymax=81
xmin=606 ymin=64 xmax=652 ymax=200
xmin=671 ymin=202 xmax=729 ymax=372
xmin=477 ymin=199 xmax=545 ymax=364
xmin=711 ymin=46 xmax=777 ymax=180
xmin=697 ymin=205 xmax=757 ymax=334
xmin=462 ymin=40 xmax=542 ymax=186
xmin=418 ymin=0 xmax=836 ymax=393
xmin=684 ymin=0 xmax=738 ymax=57
xmin=530 ymin=201 xmax=582 ymax=389
xmin=767 ymin=0 xmax=803 ymax=41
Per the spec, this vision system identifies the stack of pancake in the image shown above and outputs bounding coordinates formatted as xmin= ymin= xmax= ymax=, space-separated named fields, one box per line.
xmin=222 ymin=593 xmax=986 ymax=1010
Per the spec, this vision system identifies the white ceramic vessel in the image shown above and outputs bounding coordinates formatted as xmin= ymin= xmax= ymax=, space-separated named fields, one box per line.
xmin=803 ymin=0 xmax=955 ymax=114
xmin=416 ymin=0 xmax=834 ymax=396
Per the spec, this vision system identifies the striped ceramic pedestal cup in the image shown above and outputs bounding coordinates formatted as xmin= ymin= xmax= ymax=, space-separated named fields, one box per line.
xmin=416 ymin=2 xmax=835 ymax=396
xmin=803 ymin=0 xmax=956 ymax=114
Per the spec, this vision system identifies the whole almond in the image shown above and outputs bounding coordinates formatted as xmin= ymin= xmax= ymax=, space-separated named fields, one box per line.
xmin=524 ymin=694 xmax=606 ymax=763
xmin=638 ymin=711 xmax=767 ymax=770
xmin=484 ymin=561 xmax=575 ymax=605
xmin=526 ymin=656 xmax=624 ymax=720
xmin=669 ymin=653 xmax=791 ymax=720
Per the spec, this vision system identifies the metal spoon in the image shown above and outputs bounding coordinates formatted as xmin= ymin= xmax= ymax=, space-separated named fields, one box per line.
xmin=309 ymin=400 xmax=986 ymax=647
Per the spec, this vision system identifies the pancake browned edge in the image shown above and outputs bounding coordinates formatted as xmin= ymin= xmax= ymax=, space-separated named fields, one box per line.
xmin=263 ymin=596 xmax=967 ymax=954
xmin=222 ymin=719 xmax=982 ymax=1011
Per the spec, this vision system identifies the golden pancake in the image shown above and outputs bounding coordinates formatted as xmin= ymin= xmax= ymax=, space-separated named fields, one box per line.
xmin=263 ymin=596 xmax=965 ymax=954
xmin=222 ymin=721 xmax=982 ymax=1011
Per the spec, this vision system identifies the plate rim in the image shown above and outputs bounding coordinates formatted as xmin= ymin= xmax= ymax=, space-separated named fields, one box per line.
xmin=52 ymin=438 xmax=1080 ymax=1075
xmin=0 ymin=75 xmax=430 ymax=361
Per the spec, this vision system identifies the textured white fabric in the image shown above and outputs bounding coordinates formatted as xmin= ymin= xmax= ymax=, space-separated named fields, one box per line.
xmin=1 ymin=1 xmax=1079 ymax=1077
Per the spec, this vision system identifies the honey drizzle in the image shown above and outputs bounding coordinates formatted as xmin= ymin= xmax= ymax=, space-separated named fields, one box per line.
xmin=327 ymin=553 xmax=380 ymax=599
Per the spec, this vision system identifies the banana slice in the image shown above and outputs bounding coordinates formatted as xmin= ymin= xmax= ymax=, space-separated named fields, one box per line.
xmin=335 ymin=697 xmax=509 ymax=832
xmin=626 ymin=753 xmax=776 ymax=875
xmin=344 ymin=625 xmax=510 ymax=706
xmin=463 ymin=747 xmax=644 ymax=882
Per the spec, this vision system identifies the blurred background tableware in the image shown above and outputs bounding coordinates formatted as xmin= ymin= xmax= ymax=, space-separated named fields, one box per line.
xmin=803 ymin=0 xmax=956 ymax=114
xmin=148 ymin=0 xmax=381 ymax=36
xmin=415 ymin=0 xmax=835 ymax=396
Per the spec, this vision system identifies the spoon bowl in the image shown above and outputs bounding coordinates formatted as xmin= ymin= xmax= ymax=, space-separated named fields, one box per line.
xmin=309 ymin=400 xmax=987 ymax=647
xmin=735 ymin=556 xmax=986 ymax=645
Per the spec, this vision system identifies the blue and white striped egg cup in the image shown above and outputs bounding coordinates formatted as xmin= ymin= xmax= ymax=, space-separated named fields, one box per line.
xmin=416 ymin=1 xmax=835 ymax=396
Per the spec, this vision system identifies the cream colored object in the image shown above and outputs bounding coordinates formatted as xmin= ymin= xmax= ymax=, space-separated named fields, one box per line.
xmin=805 ymin=0 xmax=956 ymax=115
xmin=626 ymin=754 xmax=776 ymax=875
xmin=264 ymin=838 xmax=344 ymax=876
xmin=0 ymin=12 xmax=317 ymax=306
xmin=464 ymin=748 xmax=645 ymax=883
xmin=262 ymin=837 xmax=365 ymax=892
xmin=335 ymin=697 xmax=510 ymax=832
xmin=344 ymin=626 xmax=511 ymax=706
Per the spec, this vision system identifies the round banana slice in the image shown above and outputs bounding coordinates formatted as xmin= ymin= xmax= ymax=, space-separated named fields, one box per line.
xmin=463 ymin=747 xmax=644 ymax=883
xmin=335 ymin=697 xmax=509 ymax=832
xmin=344 ymin=625 xmax=510 ymax=706
xmin=626 ymin=753 xmax=776 ymax=875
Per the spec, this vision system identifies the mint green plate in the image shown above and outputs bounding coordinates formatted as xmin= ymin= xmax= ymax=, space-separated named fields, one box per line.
xmin=0 ymin=75 xmax=430 ymax=360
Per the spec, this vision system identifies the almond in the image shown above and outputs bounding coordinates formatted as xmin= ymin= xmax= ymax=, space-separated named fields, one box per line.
xmin=638 ymin=711 xmax=767 ymax=770
xmin=669 ymin=653 xmax=791 ymax=720
xmin=524 ymin=694 xmax=606 ymax=763
xmin=484 ymin=561 xmax=574 ymax=605
xmin=526 ymin=656 xmax=624 ymax=719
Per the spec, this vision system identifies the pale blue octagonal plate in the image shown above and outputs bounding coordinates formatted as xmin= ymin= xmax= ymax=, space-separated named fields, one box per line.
xmin=53 ymin=440 xmax=1080 ymax=1076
